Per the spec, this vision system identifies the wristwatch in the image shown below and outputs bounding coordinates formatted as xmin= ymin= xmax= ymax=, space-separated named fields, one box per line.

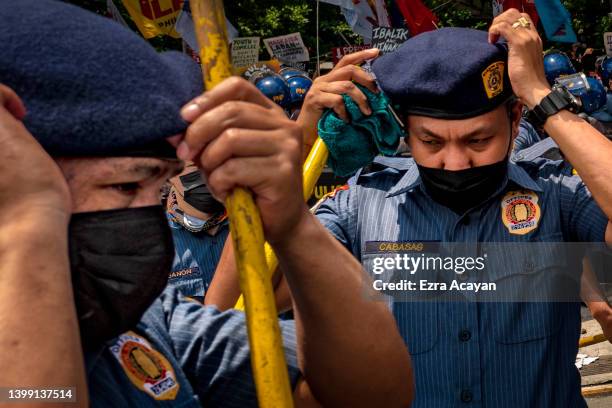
xmin=526 ymin=84 xmax=581 ymax=128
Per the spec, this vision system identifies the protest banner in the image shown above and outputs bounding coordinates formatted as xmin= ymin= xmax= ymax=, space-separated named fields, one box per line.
xmin=263 ymin=33 xmax=309 ymax=63
xmin=231 ymin=37 xmax=260 ymax=68
xmin=604 ymin=32 xmax=612 ymax=57
xmin=331 ymin=44 xmax=372 ymax=64
xmin=371 ymin=26 xmax=409 ymax=54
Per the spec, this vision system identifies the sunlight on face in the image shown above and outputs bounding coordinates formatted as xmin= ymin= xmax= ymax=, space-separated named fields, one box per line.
xmin=407 ymin=102 xmax=522 ymax=170
xmin=55 ymin=157 xmax=184 ymax=213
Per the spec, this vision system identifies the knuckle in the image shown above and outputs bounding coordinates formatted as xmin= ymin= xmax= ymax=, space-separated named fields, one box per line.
xmin=224 ymin=128 xmax=241 ymax=144
xmin=340 ymin=81 xmax=355 ymax=92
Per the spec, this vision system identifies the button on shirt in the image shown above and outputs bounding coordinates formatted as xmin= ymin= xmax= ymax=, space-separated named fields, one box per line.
xmin=86 ymin=286 xmax=300 ymax=407
xmin=168 ymin=216 xmax=229 ymax=300
xmin=315 ymin=156 xmax=608 ymax=407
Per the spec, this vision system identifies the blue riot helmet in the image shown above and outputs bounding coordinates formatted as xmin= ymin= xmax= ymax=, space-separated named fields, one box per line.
xmin=599 ymin=57 xmax=612 ymax=88
xmin=279 ymin=67 xmax=307 ymax=82
xmin=543 ymin=52 xmax=576 ymax=85
xmin=567 ymin=76 xmax=607 ymax=114
xmin=286 ymin=75 xmax=313 ymax=108
xmin=250 ymin=72 xmax=291 ymax=110
xmin=582 ymin=77 xmax=607 ymax=114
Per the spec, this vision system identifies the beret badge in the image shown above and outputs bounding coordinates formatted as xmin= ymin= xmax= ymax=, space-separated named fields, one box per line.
xmin=481 ymin=61 xmax=505 ymax=99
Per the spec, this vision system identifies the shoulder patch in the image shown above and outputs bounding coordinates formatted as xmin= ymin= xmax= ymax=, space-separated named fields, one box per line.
xmin=310 ymin=184 xmax=349 ymax=212
xmin=501 ymin=190 xmax=541 ymax=235
xmin=110 ymin=331 xmax=180 ymax=401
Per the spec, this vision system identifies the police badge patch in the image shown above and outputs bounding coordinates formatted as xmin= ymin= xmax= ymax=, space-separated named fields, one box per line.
xmin=481 ymin=61 xmax=505 ymax=99
xmin=501 ymin=190 xmax=541 ymax=235
xmin=110 ymin=331 xmax=180 ymax=401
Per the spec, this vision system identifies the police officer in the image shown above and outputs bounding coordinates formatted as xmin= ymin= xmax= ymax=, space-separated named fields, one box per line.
xmin=299 ymin=9 xmax=612 ymax=407
xmin=166 ymin=164 xmax=228 ymax=300
xmin=0 ymin=1 xmax=413 ymax=407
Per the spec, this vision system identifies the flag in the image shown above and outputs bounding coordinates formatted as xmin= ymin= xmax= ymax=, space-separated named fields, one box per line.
xmin=120 ymin=0 xmax=182 ymax=39
xmin=492 ymin=0 xmax=539 ymax=26
xmin=534 ymin=0 xmax=577 ymax=43
xmin=394 ymin=0 xmax=438 ymax=36
xmin=321 ymin=0 xmax=378 ymax=42
xmin=371 ymin=0 xmax=391 ymax=27
xmin=174 ymin=0 xmax=238 ymax=52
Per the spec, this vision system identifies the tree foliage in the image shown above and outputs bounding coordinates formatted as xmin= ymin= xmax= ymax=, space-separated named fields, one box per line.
xmin=67 ymin=0 xmax=612 ymax=57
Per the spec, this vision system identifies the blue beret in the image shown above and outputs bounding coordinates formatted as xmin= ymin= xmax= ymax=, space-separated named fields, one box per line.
xmin=372 ymin=28 xmax=513 ymax=119
xmin=0 ymin=0 xmax=203 ymax=157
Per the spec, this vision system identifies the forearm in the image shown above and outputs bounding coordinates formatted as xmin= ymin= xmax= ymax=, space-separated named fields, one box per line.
xmin=204 ymin=237 xmax=241 ymax=309
xmin=272 ymin=212 xmax=413 ymax=408
xmin=205 ymin=234 xmax=293 ymax=312
xmin=0 ymin=214 xmax=88 ymax=406
xmin=528 ymin=88 xmax=612 ymax=219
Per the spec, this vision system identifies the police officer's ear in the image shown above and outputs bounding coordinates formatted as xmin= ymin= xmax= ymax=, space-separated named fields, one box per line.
xmin=507 ymin=99 xmax=523 ymax=140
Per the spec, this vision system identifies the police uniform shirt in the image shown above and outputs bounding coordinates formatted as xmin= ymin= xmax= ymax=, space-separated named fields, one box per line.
xmin=315 ymin=156 xmax=608 ymax=407
xmin=86 ymin=286 xmax=300 ymax=407
xmin=168 ymin=216 xmax=229 ymax=300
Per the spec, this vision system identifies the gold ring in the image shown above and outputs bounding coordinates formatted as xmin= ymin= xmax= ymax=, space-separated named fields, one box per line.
xmin=512 ymin=17 xmax=531 ymax=29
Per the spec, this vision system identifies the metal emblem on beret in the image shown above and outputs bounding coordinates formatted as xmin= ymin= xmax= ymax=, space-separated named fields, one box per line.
xmin=501 ymin=190 xmax=541 ymax=235
xmin=110 ymin=331 xmax=180 ymax=400
xmin=482 ymin=61 xmax=505 ymax=99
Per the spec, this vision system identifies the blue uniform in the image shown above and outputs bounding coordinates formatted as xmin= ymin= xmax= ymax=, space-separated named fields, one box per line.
xmin=167 ymin=216 xmax=229 ymax=300
xmin=512 ymin=119 xmax=543 ymax=154
xmin=86 ymin=286 xmax=299 ymax=407
xmin=315 ymin=156 xmax=608 ymax=407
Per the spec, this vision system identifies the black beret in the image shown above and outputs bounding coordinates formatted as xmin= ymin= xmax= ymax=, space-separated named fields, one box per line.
xmin=0 ymin=0 xmax=204 ymax=157
xmin=372 ymin=28 xmax=513 ymax=119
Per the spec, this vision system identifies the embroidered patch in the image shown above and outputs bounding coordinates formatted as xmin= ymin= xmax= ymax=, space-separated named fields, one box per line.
xmin=481 ymin=61 xmax=505 ymax=99
xmin=310 ymin=184 xmax=349 ymax=212
xmin=501 ymin=190 xmax=541 ymax=235
xmin=110 ymin=331 xmax=179 ymax=401
xmin=168 ymin=266 xmax=200 ymax=280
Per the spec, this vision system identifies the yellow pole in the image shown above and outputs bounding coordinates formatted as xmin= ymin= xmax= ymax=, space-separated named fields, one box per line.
xmin=579 ymin=333 xmax=607 ymax=348
xmin=190 ymin=2 xmax=293 ymax=406
xmin=235 ymin=138 xmax=329 ymax=310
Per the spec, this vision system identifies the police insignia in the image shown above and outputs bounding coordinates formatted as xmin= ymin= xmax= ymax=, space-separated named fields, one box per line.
xmin=481 ymin=61 xmax=505 ymax=99
xmin=501 ymin=190 xmax=541 ymax=235
xmin=110 ymin=331 xmax=179 ymax=400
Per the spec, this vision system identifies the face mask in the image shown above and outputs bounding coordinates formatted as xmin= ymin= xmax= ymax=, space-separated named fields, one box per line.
xmin=68 ymin=205 xmax=174 ymax=350
xmin=417 ymin=160 xmax=508 ymax=214
xmin=417 ymin=104 xmax=515 ymax=214
xmin=180 ymin=171 xmax=224 ymax=215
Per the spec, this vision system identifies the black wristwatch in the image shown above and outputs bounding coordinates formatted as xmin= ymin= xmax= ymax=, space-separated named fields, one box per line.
xmin=526 ymin=84 xmax=581 ymax=128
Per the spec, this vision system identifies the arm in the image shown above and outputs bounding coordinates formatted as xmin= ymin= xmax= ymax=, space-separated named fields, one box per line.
xmin=490 ymin=10 xmax=612 ymax=243
xmin=580 ymin=258 xmax=612 ymax=343
xmin=205 ymin=236 xmax=292 ymax=312
xmin=206 ymin=48 xmax=380 ymax=310
xmin=0 ymin=85 xmax=88 ymax=406
xmin=179 ymin=77 xmax=414 ymax=407
xmin=273 ymin=212 xmax=413 ymax=407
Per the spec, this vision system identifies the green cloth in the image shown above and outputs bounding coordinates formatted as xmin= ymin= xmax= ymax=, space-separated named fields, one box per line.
xmin=317 ymin=84 xmax=405 ymax=177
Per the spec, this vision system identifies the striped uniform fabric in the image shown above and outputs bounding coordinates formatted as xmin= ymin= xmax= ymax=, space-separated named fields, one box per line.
xmin=167 ymin=216 xmax=229 ymax=301
xmin=512 ymin=119 xmax=543 ymax=157
xmin=315 ymin=156 xmax=608 ymax=407
xmin=86 ymin=286 xmax=300 ymax=407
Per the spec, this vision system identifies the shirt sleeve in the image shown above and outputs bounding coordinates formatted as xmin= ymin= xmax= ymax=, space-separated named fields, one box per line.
xmin=313 ymin=185 xmax=358 ymax=253
xmin=513 ymin=120 xmax=542 ymax=152
xmin=559 ymin=172 xmax=609 ymax=242
xmin=161 ymin=292 xmax=300 ymax=407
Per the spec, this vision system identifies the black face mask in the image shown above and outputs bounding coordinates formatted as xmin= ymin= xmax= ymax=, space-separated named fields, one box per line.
xmin=417 ymin=160 xmax=508 ymax=214
xmin=180 ymin=171 xmax=224 ymax=215
xmin=69 ymin=205 xmax=174 ymax=351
